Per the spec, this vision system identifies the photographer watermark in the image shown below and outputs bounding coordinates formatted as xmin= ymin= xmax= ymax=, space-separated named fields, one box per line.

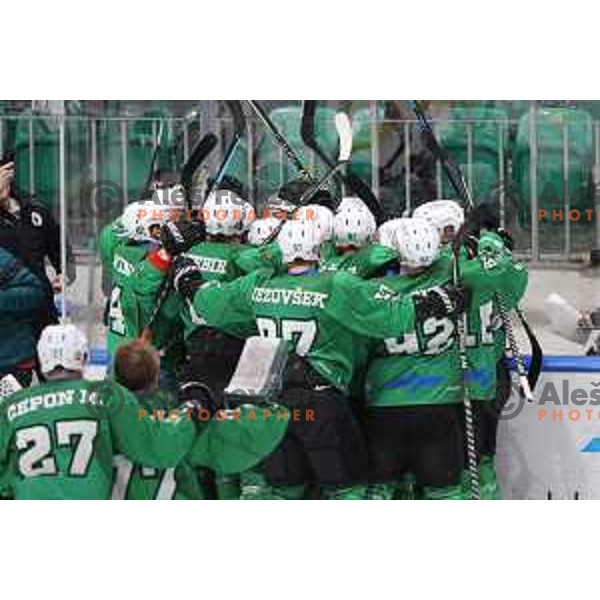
xmin=482 ymin=376 xmax=600 ymax=423
xmin=137 ymin=405 xmax=315 ymax=423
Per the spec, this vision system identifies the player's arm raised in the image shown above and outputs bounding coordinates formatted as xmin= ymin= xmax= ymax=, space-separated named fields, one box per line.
xmin=326 ymin=270 xmax=466 ymax=339
xmin=459 ymin=231 xmax=528 ymax=309
xmin=174 ymin=258 xmax=268 ymax=333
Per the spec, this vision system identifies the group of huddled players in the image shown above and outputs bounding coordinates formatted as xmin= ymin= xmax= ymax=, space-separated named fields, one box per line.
xmin=0 ymin=179 xmax=527 ymax=499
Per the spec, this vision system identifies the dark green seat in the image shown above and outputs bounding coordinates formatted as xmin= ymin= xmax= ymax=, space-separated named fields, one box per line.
xmin=97 ymin=107 xmax=174 ymax=203
xmin=256 ymin=105 xmax=338 ymax=198
xmin=437 ymin=106 xmax=509 ymax=203
xmin=512 ymin=107 xmax=594 ymax=226
xmin=14 ymin=109 xmax=89 ymax=210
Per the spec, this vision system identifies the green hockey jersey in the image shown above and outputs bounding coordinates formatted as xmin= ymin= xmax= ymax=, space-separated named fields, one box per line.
xmin=236 ymin=241 xmax=398 ymax=279
xmin=184 ymin=241 xmax=246 ymax=282
xmin=235 ymin=242 xmax=285 ymax=275
xmin=188 ymin=268 xmax=418 ymax=393
xmin=319 ymin=242 xmax=398 ymax=277
xmin=0 ymin=379 xmax=197 ymax=500
xmin=354 ymin=234 xmax=528 ymax=407
xmin=129 ymin=241 xmax=251 ymax=343
xmin=99 ymin=219 xmax=155 ymax=356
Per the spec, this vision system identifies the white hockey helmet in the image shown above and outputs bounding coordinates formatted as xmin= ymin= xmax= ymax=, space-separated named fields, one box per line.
xmin=337 ymin=196 xmax=370 ymax=213
xmin=333 ymin=205 xmax=376 ymax=248
xmin=277 ymin=211 xmax=322 ymax=264
xmin=305 ymin=204 xmax=334 ymax=243
xmin=151 ymin=183 xmax=187 ymax=209
xmin=38 ymin=324 xmax=89 ymax=375
xmin=119 ymin=201 xmax=165 ymax=243
xmin=412 ymin=200 xmax=464 ymax=240
xmin=265 ymin=192 xmax=297 ymax=215
xmin=377 ymin=218 xmax=403 ymax=250
xmin=247 ymin=216 xmax=280 ymax=246
xmin=203 ymin=190 xmax=248 ymax=237
xmin=394 ymin=217 xmax=441 ymax=268
xmin=240 ymin=200 xmax=255 ymax=234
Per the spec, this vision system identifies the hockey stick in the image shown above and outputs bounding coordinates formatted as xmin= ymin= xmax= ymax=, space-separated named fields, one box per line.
xmin=517 ymin=308 xmax=543 ymax=385
xmin=142 ymin=132 xmax=219 ymax=336
xmin=204 ymin=101 xmax=246 ymax=200
xmin=246 ymin=101 xmax=315 ymax=181
xmin=181 ymin=132 xmax=219 ymax=209
xmin=262 ymin=112 xmax=354 ymax=247
xmin=409 ymin=101 xmax=483 ymax=499
xmin=410 ymin=101 xmax=473 ymax=206
xmin=301 ymin=100 xmax=385 ymax=224
xmin=410 ymin=101 xmax=535 ymax=400
xmin=138 ymin=120 xmax=165 ymax=200
xmin=296 ymin=113 xmax=353 ymax=204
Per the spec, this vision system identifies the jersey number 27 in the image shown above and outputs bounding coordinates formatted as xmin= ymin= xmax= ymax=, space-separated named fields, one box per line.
xmin=16 ymin=420 xmax=98 ymax=478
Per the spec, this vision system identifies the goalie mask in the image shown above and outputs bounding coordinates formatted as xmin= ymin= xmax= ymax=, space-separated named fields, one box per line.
xmin=277 ymin=211 xmax=322 ymax=264
xmin=248 ymin=216 xmax=280 ymax=246
xmin=38 ymin=324 xmax=89 ymax=375
xmin=394 ymin=217 xmax=441 ymax=269
xmin=203 ymin=190 xmax=248 ymax=237
xmin=119 ymin=201 xmax=165 ymax=243
xmin=412 ymin=200 xmax=464 ymax=242
xmin=333 ymin=204 xmax=376 ymax=248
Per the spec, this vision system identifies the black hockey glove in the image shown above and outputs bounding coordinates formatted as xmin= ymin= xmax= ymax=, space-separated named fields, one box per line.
xmin=161 ymin=220 xmax=206 ymax=256
xmin=413 ymin=283 xmax=468 ymax=322
xmin=453 ymin=203 xmax=500 ymax=257
xmin=278 ymin=179 xmax=335 ymax=210
xmin=179 ymin=381 xmax=219 ymax=416
xmin=172 ymin=255 xmax=203 ymax=299
xmin=496 ymin=227 xmax=514 ymax=252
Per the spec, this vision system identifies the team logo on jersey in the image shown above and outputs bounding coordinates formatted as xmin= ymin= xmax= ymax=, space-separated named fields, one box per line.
xmin=31 ymin=211 xmax=43 ymax=227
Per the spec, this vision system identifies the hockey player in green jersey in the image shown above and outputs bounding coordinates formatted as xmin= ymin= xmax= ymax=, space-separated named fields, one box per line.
xmin=412 ymin=199 xmax=465 ymax=247
xmin=106 ymin=336 xmax=288 ymax=501
xmin=159 ymin=187 xmax=254 ymax=498
xmin=388 ymin=199 xmax=465 ymax=499
xmin=320 ymin=197 xmax=377 ymax=274
xmin=108 ymin=340 xmax=211 ymax=500
xmin=455 ymin=204 xmax=524 ymax=499
xmin=109 ymin=187 xmax=252 ymax=498
xmin=99 ymin=199 xmax=168 ymax=359
xmin=0 ymin=324 xmax=199 ymax=500
xmin=171 ymin=207 xmax=467 ymax=499
xmin=417 ymin=199 xmax=524 ymax=498
xmin=238 ymin=197 xmax=396 ymax=279
xmin=329 ymin=216 xmax=527 ymax=500
xmin=185 ymin=189 xmax=250 ymax=282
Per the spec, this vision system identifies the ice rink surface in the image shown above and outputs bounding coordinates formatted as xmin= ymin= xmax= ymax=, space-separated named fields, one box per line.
xmin=517 ymin=265 xmax=600 ymax=354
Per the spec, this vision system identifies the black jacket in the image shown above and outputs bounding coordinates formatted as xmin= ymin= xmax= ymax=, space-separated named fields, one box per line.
xmin=0 ymin=196 xmax=75 ymax=328
xmin=0 ymin=196 xmax=75 ymax=282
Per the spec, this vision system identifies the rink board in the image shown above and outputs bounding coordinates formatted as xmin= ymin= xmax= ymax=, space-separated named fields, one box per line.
xmin=497 ymin=356 xmax=600 ymax=499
